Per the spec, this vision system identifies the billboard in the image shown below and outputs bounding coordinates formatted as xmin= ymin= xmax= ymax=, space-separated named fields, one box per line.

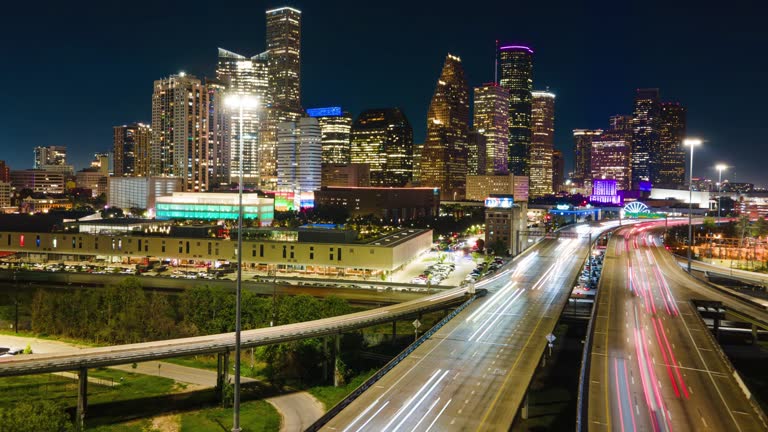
xmin=485 ymin=196 xmax=514 ymax=208
xmin=274 ymin=191 xmax=295 ymax=211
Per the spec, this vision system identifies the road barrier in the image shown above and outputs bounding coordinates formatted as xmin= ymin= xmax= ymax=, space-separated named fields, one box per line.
xmin=305 ymin=288 xmax=487 ymax=432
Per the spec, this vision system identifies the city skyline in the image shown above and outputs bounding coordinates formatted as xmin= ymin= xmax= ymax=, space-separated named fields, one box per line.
xmin=1 ymin=1 xmax=766 ymax=186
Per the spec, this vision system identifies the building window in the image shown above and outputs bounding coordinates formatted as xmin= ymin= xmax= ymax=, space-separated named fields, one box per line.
xmin=338 ymin=248 xmax=342 ymax=261
xmin=19 ymin=235 xmax=24 ymax=247
xmin=35 ymin=235 xmax=40 ymax=248
xmin=282 ymin=245 xmax=287 ymax=258
xmin=186 ymin=242 xmax=190 ymax=254
xmin=259 ymin=244 xmax=264 ymax=257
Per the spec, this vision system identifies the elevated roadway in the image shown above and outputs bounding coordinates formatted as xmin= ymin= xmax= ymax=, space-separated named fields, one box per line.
xmin=322 ymin=222 xmax=626 ymax=431
xmin=588 ymin=221 xmax=768 ymax=432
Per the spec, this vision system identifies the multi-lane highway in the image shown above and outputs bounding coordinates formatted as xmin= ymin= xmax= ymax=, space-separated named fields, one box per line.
xmin=588 ymin=221 xmax=768 ymax=432
xmin=322 ymin=222 xmax=621 ymax=431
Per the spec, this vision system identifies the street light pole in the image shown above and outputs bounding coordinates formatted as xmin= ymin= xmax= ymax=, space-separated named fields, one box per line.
xmin=225 ymin=94 xmax=258 ymax=432
xmin=716 ymin=164 xmax=727 ymax=225
xmin=684 ymin=138 xmax=702 ymax=274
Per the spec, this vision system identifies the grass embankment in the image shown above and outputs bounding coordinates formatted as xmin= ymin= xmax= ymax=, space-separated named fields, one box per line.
xmin=306 ymin=370 xmax=376 ymax=410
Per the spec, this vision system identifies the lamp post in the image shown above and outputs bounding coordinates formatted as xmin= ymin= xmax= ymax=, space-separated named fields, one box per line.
xmin=715 ymin=164 xmax=727 ymax=225
xmin=684 ymin=138 xmax=702 ymax=273
xmin=224 ymin=93 xmax=259 ymax=432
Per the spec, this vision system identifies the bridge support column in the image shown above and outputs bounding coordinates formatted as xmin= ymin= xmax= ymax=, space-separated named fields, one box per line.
xmin=77 ymin=367 xmax=87 ymax=431
xmin=713 ymin=318 xmax=720 ymax=341
xmin=216 ymin=351 xmax=230 ymax=403
xmin=521 ymin=390 xmax=529 ymax=420
xmin=392 ymin=320 xmax=397 ymax=344
xmin=323 ymin=337 xmax=329 ymax=383
xmin=752 ymin=324 xmax=759 ymax=345
xmin=333 ymin=333 xmax=342 ymax=387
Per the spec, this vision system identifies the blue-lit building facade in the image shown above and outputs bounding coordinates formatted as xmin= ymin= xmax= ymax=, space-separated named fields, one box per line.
xmin=307 ymin=106 xmax=352 ymax=165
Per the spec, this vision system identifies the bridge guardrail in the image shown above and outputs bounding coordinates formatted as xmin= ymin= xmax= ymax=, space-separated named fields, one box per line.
xmin=305 ymin=288 xmax=487 ymax=432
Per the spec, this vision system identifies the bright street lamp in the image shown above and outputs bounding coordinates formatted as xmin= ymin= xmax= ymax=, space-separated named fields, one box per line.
xmin=684 ymin=138 xmax=702 ymax=273
xmin=715 ymin=163 xmax=727 ymax=225
xmin=225 ymin=93 xmax=259 ymax=432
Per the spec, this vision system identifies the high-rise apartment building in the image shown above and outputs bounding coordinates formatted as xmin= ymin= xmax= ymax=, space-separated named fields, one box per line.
xmin=150 ymin=73 xmax=211 ymax=192
xmin=552 ymin=149 xmax=564 ymax=192
xmin=420 ymin=54 xmax=470 ymax=200
xmin=530 ymin=90 xmax=555 ymax=197
xmin=216 ymin=48 xmax=270 ymax=186
xmin=573 ymin=129 xmax=603 ymax=187
xmin=205 ymin=79 xmax=230 ymax=188
xmin=33 ymin=146 xmax=67 ymax=169
xmin=498 ymin=45 xmax=533 ymax=176
xmin=91 ymin=153 xmax=111 ymax=176
xmin=113 ymin=123 xmax=151 ymax=177
xmin=277 ymin=117 xmax=322 ymax=199
xmin=631 ymin=88 xmax=660 ymax=189
xmin=473 ymin=83 xmax=509 ymax=174
xmin=467 ymin=130 xmax=488 ymax=176
xmin=266 ymin=6 xmax=302 ymax=112
xmin=350 ymin=108 xmax=413 ymax=187
xmin=0 ymin=161 xmax=10 ymax=183
xmin=656 ymin=102 xmax=686 ymax=188
xmin=307 ymin=107 xmax=352 ymax=165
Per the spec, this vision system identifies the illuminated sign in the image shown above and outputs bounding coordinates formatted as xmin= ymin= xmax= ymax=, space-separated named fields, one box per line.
xmin=556 ymin=204 xmax=570 ymax=211
xmin=485 ymin=197 xmax=514 ymax=208
xmin=274 ymin=192 xmax=295 ymax=211
xmin=307 ymin=107 xmax=342 ymax=117
xmin=299 ymin=191 xmax=315 ymax=209
xmin=590 ymin=179 xmax=623 ymax=205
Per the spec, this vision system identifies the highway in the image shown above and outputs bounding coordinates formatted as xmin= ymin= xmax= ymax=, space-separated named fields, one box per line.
xmin=322 ymin=222 xmax=620 ymax=431
xmin=0 ymin=285 xmax=468 ymax=377
xmin=588 ymin=221 xmax=768 ymax=432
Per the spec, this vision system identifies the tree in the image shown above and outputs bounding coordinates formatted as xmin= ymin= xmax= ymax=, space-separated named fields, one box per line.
xmin=753 ymin=217 xmax=768 ymax=238
xmin=702 ymin=216 xmax=717 ymax=233
xmin=0 ymin=400 xmax=74 ymax=432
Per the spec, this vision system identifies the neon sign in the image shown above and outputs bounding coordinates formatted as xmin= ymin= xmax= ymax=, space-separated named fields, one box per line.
xmin=485 ymin=197 xmax=514 ymax=208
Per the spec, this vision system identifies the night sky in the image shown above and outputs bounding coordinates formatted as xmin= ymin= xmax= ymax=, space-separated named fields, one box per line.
xmin=1 ymin=0 xmax=766 ymax=186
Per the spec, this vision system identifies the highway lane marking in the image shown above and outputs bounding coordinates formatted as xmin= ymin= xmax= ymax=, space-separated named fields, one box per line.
xmin=345 ymin=400 xmax=389 ymax=432
xmin=424 ymin=399 xmax=452 ymax=432
xmin=380 ymin=369 xmax=448 ymax=432
xmin=409 ymin=398 xmax=441 ymax=432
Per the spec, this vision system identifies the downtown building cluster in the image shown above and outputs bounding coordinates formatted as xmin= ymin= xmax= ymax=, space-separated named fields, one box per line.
xmin=572 ymin=88 xmax=688 ymax=195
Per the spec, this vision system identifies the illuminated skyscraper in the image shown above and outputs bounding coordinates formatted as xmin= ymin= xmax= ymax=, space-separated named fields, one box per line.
xmin=0 ymin=161 xmax=10 ymax=183
xmin=266 ymin=6 xmax=302 ymax=112
xmin=421 ymin=54 xmax=470 ymax=200
xmin=591 ymin=135 xmax=631 ymax=191
xmin=277 ymin=117 xmax=321 ymax=200
xmin=473 ymin=83 xmax=509 ymax=174
xmin=656 ymin=102 xmax=686 ymax=188
xmin=498 ymin=45 xmax=533 ymax=176
xmin=552 ymin=149 xmax=564 ymax=192
xmin=33 ymin=146 xmax=67 ymax=169
xmin=307 ymin=107 xmax=352 ymax=165
xmin=631 ymin=88 xmax=660 ymax=189
xmin=150 ymin=73 xmax=211 ymax=192
xmin=205 ymin=79 xmax=230 ymax=188
xmin=530 ymin=90 xmax=555 ymax=197
xmin=572 ymin=129 xmax=603 ymax=188
xmin=216 ymin=48 xmax=269 ymax=186
xmin=113 ymin=123 xmax=151 ymax=177
xmin=467 ymin=130 xmax=488 ymax=176
xmin=350 ymin=108 xmax=413 ymax=187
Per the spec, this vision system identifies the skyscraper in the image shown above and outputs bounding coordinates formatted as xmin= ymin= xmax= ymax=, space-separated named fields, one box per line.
xmin=572 ymin=129 xmax=603 ymax=188
xmin=277 ymin=117 xmax=321 ymax=202
xmin=420 ymin=54 xmax=470 ymax=200
xmin=266 ymin=6 xmax=302 ymax=112
xmin=473 ymin=83 xmax=509 ymax=174
xmin=530 ymin=90 xmax=555 ymax=197
xmin=467 ymin=130 xmax=488 ymax=176
xmin=150 ymin=73 xmax=211 ymax=192
xmin=0 ymin=160 xmax=10 ymax=183
xmin=350 ymin=108 xmax=413 ymax=187
xmin=498 ymin=45 xmax=533 ymax=176
xmin=307 ymin=107 xmax=352 ymax=165
xmin=552 ymin=149 xmax=564 ymax=192
xmin=113 ymin=123 xmax=151 ymax=177
xmin=205 ymin=79 xmax=230 ymax=188
xmin=656 ymin=102 xmax=687 ymax=188
xmin=631 ymin=88 xmax=660 ymax=189
xmin=591 ymin=135 xmax=631 ymax=191
xmin=216 ymin=48 xmax=270 ymax=186
xmin=33 ymin=146 xmax=67 ymax=169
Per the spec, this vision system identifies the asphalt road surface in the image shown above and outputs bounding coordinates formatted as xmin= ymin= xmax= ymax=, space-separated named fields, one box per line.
xmin=588 ymin=221 xmax=768 ymax=432
xmin=323 ymin=222 xmax=620 ymax=431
